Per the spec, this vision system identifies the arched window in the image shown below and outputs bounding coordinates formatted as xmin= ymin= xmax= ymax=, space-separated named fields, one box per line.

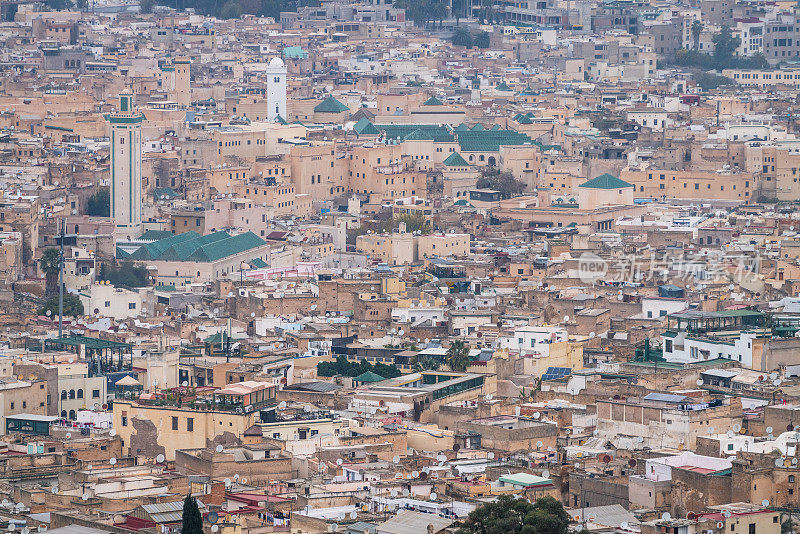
xmin=61 ymin=390 xmax=67 ymax=400
xmin=69 ymin=389 xmax=75 ymax=399
xmin=77 ymin=389 xmax=83 ymax=399
xmin=68 ymin=410 xmax=76 ymax=420
xmin=60 ymin=411 xmax=67 ymax=418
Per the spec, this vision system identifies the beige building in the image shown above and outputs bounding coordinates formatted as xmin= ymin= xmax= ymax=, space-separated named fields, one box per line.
xmin=620 ymin=168 xmax=755 ymax=201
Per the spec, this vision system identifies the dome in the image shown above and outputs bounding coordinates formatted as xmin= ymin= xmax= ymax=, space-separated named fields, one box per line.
xmin=268 ymin=57 xmax=285 ymax=69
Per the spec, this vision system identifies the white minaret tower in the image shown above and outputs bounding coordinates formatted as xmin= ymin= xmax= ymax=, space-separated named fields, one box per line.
xmin=109 ymin=89 xmax=143 ymax=240
xmin=266 ymin=56 xmax=287 ymax=121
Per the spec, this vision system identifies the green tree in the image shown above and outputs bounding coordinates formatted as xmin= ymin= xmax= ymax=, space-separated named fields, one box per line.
xmin=456 ymin=495 xmax=570 ymax=534
xmin=99 ymin=262 xmax=149 ymax=287
xmin=452 ymin=27 xmax=473 ymax=48
xmin=691 ymin=20 xmax=703 ymax=50
xmin=86 ymin=188 xmax=110 ymax=217
xmin=39 ymin=248 xmax=61 ymax=297
xmin=446 ymin=340 xmax=471 ymax=372
xmin=474 ymin=31 xmax=491 ymax=49
xmin=395 ymin=213 xmax=431 ymax=234
xmin=476 ymin=169 xmax=526 ymax=199
xmin=140 ymin=0 xmax=155 ymax=13
xmin=317 ymin=355 xmax=401 ymax=378
xmin=39 ymin=294 xmax=84 ymax=318
xmin=44 ymin=0 xmax=71 ymax=10
xmin=219 ymin=0 xmax=242 ymax=18
xmin=712 ymin=25 xmax=740 ymax=70
xmin=182 ymin=495 xmax=203 ymax=534
xmin=451 ymin=0 xmax=466 ymax=24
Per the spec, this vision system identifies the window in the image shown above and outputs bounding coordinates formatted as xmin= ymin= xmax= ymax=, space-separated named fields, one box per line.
xmin=128 ymin=302 xmax=136 ymax=309
xmin=172 ymin=416 xmax=178 ymax=430
xmin=187 ymin=417 xmax=194 ymax=432
xmin=77 ymin=389 xmax=83 ymax=399
xmin=9 ymin=402 xmax=13 ymax=409
xmin=92 ymin=389 xmax=100 ymax=398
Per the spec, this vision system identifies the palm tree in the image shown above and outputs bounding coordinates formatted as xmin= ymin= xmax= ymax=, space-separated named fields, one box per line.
xmin=446 ymin=340 xmax=471 ymax=372
xmin=692 ymin=20 xmax=703 ymax=51
xmin=39 ymin=248 xmax=61 ymax=297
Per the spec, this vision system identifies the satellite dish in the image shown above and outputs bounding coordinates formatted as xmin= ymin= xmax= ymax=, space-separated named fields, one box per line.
xmin=336 ymin=459 xmax=343 ymax=466
xmin=37 ymin=528 xmax=46 ymax=533
xmin=224 ymin=478 xmax=231 ymax=486
xmin=65 ymin=433 xmax=71 ymax=439
xmin=82 ymin=493 xmax=89 ymax=501
xmin=402 ymin=489 xmax=409 ymax=496
xmin=391 ymin=489 xmax=398 ymax=497
xmin=542 ymin=469 xmax=550 ymax=478
xmin=767 ymin=426 xmax=774 ymax=434
xmin=87 ymin=465 xmax=93 ymax=471
xmin=156 ymin=454 xmax=165 ymax=463
xmin=430 ymin=492 xmax=437 ymax=500
xmin=621 ymin=522 xmax=629 ymax=530
xmin=412 ymin=470 xmax=419 ymax=478
xmin=437 ymin=454 xmax=447 ymax=462
xmin=563 ymin=315 xmax=570 ymax=322
xmin=109 ymin=458 xmax=117 ymax=465
xmin=696 ymin=379 xmax=703 ymax=386
xmin=182 ymin=381 xmax=189 ymax=387
xmin=216 ymin=445 xmax=224 ymax=453
xmin=50 ymin=487 xmax=58 ymax=494
xmin=211 ymin=526 xmax=218 ymax=533
xmin=733 ymin=424 xmax=741 ymax=432
xmin=762 ymin=499 xmax=770 ymax=507
xmin=393 ymin=455 xmax=400 ymax=464
xmin=661 ymin=513 xmax=671 ymax=521
xmin=278 ymin=401 xmax=287 ymax=409
xmin=398 ymin=329 xmax=404 ymax=336
xmin=533 ymin=412 xmax=540 ymax=419
xmin=487 ymin=452 xmax=494 ymax=460
xmin=536 ymin=441 xmax=543 ymax=448
xmin=350 ymin=511 xmax=357 ymax=520
xmin=515 ymin=407 xmax=521 ymax=416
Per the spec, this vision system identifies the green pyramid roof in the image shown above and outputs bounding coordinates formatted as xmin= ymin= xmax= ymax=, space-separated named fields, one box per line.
xmin=579 ymin=173 xmax=634 ymax=190
xmin=454 ymin=123 xmax=470 ymax=132
xmin=422 ymin=96 xmax=444 ymax=106
xmin=275 ymin=114 xmax=287 ymax=125
xmin=353 ymin=371 xmax=386 ymax=383
xmin=314 ymin=96 xmax=349 ymax=113
xmin=496 ymin=81 xmax=512 ymax=91
xmin=470 ymin=123 xmax=484 ymax=132
xmin=353 ymin=117 xmax=380 ymax=135
xmin=443 ymin=152 xmax=469 ymax=166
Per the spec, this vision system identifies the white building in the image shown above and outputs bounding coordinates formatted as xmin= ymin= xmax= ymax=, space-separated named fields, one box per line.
xmin=109 ymin=90 xmax=143 ymax=239
xmin=266 ymin=57 xmax=287 ymax=121
xmin=80 ymin=281 xmax=145 ymax=320
xmin=498 ymin=326 xmax=567 ymax=357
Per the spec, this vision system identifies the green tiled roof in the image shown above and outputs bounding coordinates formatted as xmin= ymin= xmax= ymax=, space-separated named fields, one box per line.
xmin=275 ymin=114 xmax=287 ymax=125
xmin=186 ymin=232 xmax=266 ymax=262
xmin=375 ymin=124 xmax=454 ymax=143
xmin=249 ymin=257 xmax=267 ymax=268
xmin=154 ymin=187 xmax=179 ymax=199
xmin=283 ymin=46 xmax=308 ymax=59
xmin=454 ymin=123 xmax=470 ymax=132
xmin=353 ymin=371 xmax=386 ymax=383
xmin=496 ymin=81 xmax=512 ymax=91
xmin=470 ymin=123 xmax=484 ymax=132
xmin=116 ymin=246 xmax=130 ymax=259
xmin=353 ymin=117 xmax=380 ymax=135
xmin=126 ymin=230 xmax=266 ymax=263
xmin=456 ymin=129 xmax=533 ymax=152
xmin=579 ymin=173 xmax=634 ymax=189
xmin=314 ymin=96 xmax=349 ymax=113
xmin=139 ymin=230 xmax=173 ymax=241
xmin=422 ymin=96 xmax=443 ymax=106
xmin=443 ymin=152 xmax=469 ymax=166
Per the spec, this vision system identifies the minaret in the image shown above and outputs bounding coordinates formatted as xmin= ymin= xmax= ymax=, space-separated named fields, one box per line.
xmin=109 ymin=89 xmax=143 ymax=239
xmin=266 ymin=56 xmax=287 ymax=121
xmin=174 ymin=57 xmax=191 ymax=107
